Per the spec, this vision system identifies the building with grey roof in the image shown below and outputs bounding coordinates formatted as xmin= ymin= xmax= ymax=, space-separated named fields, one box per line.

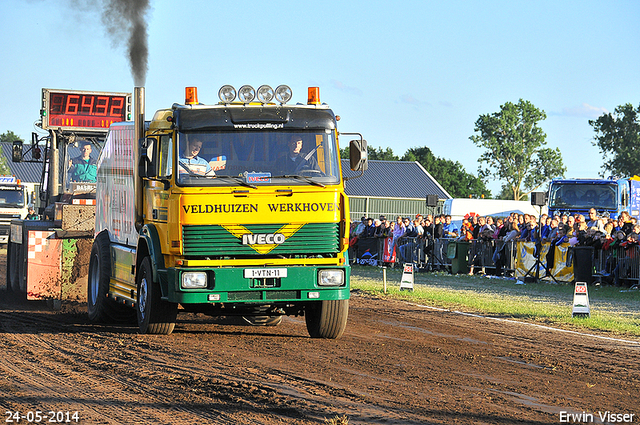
xmin=341 ymin=159 xmax=451 ymax=221
xmin=0 ymin=142 xmax=43 ymax=183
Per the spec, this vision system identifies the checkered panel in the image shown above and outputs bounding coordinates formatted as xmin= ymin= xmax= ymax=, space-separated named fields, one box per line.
xmin=27 ymin=230 xmax=56 ymax=259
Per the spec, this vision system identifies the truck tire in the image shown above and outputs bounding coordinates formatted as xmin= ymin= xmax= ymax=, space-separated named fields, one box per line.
xmin=6 ymin=239 xmax=15 ymax=293
xmin=7 ymin=238 xmax=23 ymax=294
xmin=137 ymin=257 xmax=177 ymax=335
xmin=88 ymin=232 xmax=133 ymax=323
xmin=305 ymin=299 xmax=348 ymax=339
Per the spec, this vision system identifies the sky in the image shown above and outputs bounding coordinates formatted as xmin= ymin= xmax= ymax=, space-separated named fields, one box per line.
xmin=1 ymin=0 xmax=639 ymax=196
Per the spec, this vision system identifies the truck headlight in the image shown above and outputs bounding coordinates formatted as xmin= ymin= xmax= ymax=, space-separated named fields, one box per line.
xmin=182 ymin=272 xmax=207 ymax=289
xmin=256 ymin=85 xmax=274 ymax=103
xmin=318 ymin=269 xmax=344 ymax=287
xmin=238 ymin=85 xmax=255 ymax=103
xmin=218 ymin=85 xmax=236 ymax=103
xmin=275 ymin=85 xmax=292 ymax=104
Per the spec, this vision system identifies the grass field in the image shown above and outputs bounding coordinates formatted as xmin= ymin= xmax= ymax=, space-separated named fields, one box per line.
xmin=350 ymin=264 xmax=640 ymax=338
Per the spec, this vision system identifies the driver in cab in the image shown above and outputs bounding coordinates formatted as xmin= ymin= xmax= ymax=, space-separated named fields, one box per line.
xmin=278 ymin=136 xmax=320 ymax=175
xmin=179 ymin=137 xmax=212 ymax=175
xmin=69 ymin=142 xmax=97 ymax=182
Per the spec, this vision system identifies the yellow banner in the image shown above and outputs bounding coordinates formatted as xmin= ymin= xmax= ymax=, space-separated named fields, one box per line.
xmin=515 ymin=242 xmax=543 ymax=278
xmin=551 ymin=243 xmax=574 ymax=282
xmin=515 ymin=242 xmax=573 ymax=282
xmin=179 ymin=190 xmax=342 ymax=225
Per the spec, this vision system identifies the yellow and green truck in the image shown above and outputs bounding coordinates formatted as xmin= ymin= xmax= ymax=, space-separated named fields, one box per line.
xmin=88 ymin=85 xmax=367 ymax=338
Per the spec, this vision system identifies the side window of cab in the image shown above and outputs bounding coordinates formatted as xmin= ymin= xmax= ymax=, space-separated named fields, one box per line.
xmin=158 ymin=135 xmax=172 ymax=178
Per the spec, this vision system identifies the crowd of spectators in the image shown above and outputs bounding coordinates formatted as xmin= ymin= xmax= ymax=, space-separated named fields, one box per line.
xmin=350 ymin=208 xmax=640 ymax=286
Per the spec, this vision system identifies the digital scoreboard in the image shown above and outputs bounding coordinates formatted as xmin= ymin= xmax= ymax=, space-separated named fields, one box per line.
xmin=41 ymin=88 xmax=132 ymax=132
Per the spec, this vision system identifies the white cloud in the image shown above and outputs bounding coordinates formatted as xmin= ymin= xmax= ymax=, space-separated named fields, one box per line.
xmin=561 ymin=103 xmax=608 ymax=119
xmin=400 ymin=94 xmax=422 ymax=105
xmin=398 ymin=94 xmax=433 ymax=108
xmin=330 ymin=80 xmax=363 ymax=96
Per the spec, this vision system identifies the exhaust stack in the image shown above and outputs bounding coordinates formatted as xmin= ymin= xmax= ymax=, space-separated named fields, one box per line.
xmin=134 ymin=86 xmax=145 ymax=231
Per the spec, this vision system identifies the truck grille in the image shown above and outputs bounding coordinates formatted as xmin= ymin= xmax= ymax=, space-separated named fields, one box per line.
xmin=182 ymin=223 xmax=339 ymax=257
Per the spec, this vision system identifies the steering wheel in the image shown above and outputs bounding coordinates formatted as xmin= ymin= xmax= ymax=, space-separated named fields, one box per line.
xmin=299 ymin=169 xmax=324 ymax=177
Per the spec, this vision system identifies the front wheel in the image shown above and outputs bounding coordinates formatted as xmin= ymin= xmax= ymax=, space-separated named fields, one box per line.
xmin=137 ymin=257 xmax=177 ymax=335
xmin=305 ymin=299 xmax=348 ymax=339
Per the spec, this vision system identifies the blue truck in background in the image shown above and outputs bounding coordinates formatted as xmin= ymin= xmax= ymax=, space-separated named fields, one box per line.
xmin=547 ymin=177 xmax=640 ymax=220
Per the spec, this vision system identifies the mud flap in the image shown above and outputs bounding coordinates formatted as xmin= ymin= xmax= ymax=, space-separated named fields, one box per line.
xmin=26 ymin=230 xmax=62 ymax=300
xmin=25 ymin=231 xmax=91 ymax=302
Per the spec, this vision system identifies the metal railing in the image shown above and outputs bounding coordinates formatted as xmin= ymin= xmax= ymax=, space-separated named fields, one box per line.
xmin=593 ymin=245 xmax=640 ymax=284
xmin=353 ymin=237 xmax=518 ymax=274
xmin=351 ymin=235 xmax=640 ymax=285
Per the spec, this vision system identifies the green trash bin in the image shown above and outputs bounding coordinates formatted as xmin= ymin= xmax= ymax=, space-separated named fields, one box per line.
xmin=448 ymin=241 xmax=471 ymax=274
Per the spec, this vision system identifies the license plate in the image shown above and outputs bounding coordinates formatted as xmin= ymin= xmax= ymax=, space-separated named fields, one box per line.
xmin=244 ymin=268 xmax=287 ymax=278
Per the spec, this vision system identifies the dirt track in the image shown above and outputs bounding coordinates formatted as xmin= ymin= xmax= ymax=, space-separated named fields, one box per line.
xmin=1 ymin=255 xmax=639 ymax=424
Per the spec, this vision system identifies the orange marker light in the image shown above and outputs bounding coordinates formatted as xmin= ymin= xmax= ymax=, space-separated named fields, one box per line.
xmin=185 ymin=87 xmax=198 ymax=105
xmin=308 ymin=87 xmax=320 ymax=105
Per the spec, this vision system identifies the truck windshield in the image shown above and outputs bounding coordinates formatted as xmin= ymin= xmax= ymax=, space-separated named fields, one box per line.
xmin=548 ymin=183 xmax=617 ymax=210
xmin=176 ymin=130 xmax=340 ymax=186
xmin=0 ymin=189 xmax=25 ymax=207
xmin=64 ymin=139 xmax=103 ymax=195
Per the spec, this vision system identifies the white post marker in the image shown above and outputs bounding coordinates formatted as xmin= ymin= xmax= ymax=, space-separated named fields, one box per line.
xmin=572 ymin=281 xmax=590 ymax=318
xmin=383 ymin=266 xmax=387 ymax=294
xmin=400 ymin=263 xmax=414 ymax=291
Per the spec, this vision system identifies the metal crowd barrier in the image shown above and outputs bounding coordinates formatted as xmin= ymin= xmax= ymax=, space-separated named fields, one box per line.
xmin=393 ymin=237 xmax=424 ymax=267
xmin=355 ymin=237 xmax=519 ymax=274
xmin=606 ymin=245 xmax=640 ymax=282
xmin=468 ymin=240 xmax=495 ymax=272
xmin=353 ymin=234 xmax=640 ymax=285
xmin=583 ymin=245 xmax=640 ymax=285
xmin=432 ymin=238 xmax=453 ymax=270
xmin=467 ymin=240 xmax=518 ymax=274
xmin=372 ymin=237 xmax=446 ymax=270
xmin=593 ymin=248 xmax=609 ymax=278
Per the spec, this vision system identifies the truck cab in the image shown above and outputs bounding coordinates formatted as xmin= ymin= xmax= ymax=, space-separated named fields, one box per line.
xmin=0 ymin=176 xmax=31 ymax=243
xmin=547 ymin=178 xmax=629 ymax=219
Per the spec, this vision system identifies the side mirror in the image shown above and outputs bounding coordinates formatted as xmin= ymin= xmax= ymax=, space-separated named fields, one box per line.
xmin=349 ymin=139 xmax=368 ymax=172
xmin=139 ymin=137 xmax=157 ymax=178
xmin=12 ymin=141 xmax=23 ymax=162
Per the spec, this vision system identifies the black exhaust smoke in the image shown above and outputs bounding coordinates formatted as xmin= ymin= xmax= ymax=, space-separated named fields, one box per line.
xmin=101 ymin=0 xmax=150 ymax=86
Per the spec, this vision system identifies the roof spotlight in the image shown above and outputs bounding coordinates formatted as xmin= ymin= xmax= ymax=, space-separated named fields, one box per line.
xmin=275 ymin=85 xmax=293 ymax=104
xmin=218 ymin=85 xmax=236 ymax=103
xmin=256 ymin=85 xmax=275 ymax=103
xmin=238 ymin=85 xmax=256 ymax=103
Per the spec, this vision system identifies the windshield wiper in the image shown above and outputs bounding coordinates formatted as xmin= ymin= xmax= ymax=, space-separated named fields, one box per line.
xmin=282 ymin=174 xmax=325 ymax=187
xmin=212 ymin=175 xmax=258 ymax=189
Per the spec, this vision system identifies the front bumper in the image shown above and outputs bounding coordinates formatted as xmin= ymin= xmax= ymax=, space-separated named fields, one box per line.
xmin=163 ymin=265 xmax=350 ymax=304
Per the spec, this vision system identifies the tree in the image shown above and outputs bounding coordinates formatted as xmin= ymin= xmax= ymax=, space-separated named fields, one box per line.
xmin=0 ymin=131 xmax=21 ymax=175
xmin=470 ymin=99 xmax=565 ymax=201
xmin=340 ymin=144 xmax=399 ymax=161
xmin=0 ymin=130 xmax=24 ymax=144
xmin=402 ymin=147 xmax=491 ymax=198
xmin=589 ymin=103 xmax=640 ymax=178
